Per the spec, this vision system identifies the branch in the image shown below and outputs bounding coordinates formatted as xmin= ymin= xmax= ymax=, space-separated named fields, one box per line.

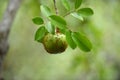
xmin=0 ymin=0 xmax=22 ymax=33
xmin=0 ymin=0 xmax=22 ymax=79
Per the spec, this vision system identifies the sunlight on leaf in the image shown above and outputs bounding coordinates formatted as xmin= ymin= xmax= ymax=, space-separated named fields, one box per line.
xmin=46 ymin=22 xmax=55 ymax=34
xmin=61 ymin=0 xmax=70 ymax=10
xmin=71 ymin=12 xmax=84 ymax=21
xmin=40 ymin=5 xmax=52 ymax=17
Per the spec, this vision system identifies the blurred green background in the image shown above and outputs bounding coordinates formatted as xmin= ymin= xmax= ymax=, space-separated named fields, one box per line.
xmin=0 ymin=0 xmax=120 ymax=80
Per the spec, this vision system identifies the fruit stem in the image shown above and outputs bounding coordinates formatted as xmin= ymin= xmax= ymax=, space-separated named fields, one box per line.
xmin=53 ymin=0 xmax=58 ymax=15
xmin=53 ymin=0 xmax=60 ymax=33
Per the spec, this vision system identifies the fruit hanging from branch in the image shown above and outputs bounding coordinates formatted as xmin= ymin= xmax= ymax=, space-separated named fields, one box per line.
xmin=43 ymin=33 xmax=68 ymax=53
xmin=32 ymin=0 xmax=94 ymax=54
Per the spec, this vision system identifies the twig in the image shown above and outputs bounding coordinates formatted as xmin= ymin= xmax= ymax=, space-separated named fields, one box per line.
xmin=53 ymin=0 xmax=60 ymax=33
xmin=53 ymin=0 xmax=58 ymax=15
xmin=63 ymin=10 xmax=75 ymax=17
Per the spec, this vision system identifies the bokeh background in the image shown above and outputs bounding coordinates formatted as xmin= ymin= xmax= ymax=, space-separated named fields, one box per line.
xmin=0 ymin=0 xmax=120 ymax=80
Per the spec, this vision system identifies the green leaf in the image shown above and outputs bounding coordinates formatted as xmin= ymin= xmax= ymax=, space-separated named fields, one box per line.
xmin=40 ymin=5 xmax=52 ymax=17
xmin=75 ymin=0 xmax=82 ymax=9
xmin=72 ymin=32 xmax=92 ymax=52
xmin=65 ymin=30 xmax=77 ymax=49
xmin=71 ymin=12 xmax=84 ymax=21
xmin=32 ymin=17 xmax=44 ymax=25
xmin=35 ymin=26 xmax=47 ymax=42
xmin=59 ymin=29 xmax=66 ymax=34
xmin=49 ymin=15 xmax=67 ymax=29
xmin=61 ymin=0 xmax=70 ymax=10
xmin=77 ymin=8 xmax=94 ymax=17
xmin=46 ymin=22 xmax=55 ymax=34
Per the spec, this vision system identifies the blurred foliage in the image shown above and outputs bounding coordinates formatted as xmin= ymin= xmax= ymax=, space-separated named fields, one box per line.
xmin=0 ymin=0 xmax=120 ymax=80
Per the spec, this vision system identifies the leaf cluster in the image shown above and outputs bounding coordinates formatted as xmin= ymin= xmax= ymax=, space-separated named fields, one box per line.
xmin=32 ymin=0 xmax=94 ymax=52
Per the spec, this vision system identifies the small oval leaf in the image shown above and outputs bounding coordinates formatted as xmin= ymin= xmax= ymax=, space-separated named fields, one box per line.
xmin=71 ymin=12 xmax=84 ymax=21
xmin=77 ymin=8 xmax=94 ymax=17
xmin=75 ymin=0 xmax=82 ymax=9
xmin=40 ymin=5 xmax=52 ymax=17
xmin=32 ymin=17 xmax=44 ymax=25
xmin=61 ymin=0 xmax=70 ymax=10
xmin=35 ymin=26 xmax=47 ymax=42
xmin=65 ymin=30 xmax=77 ymax=49
xmin=46 ymin=22 xmax=55 ymax=34
xmin=49 ymin=15 xmax=67 ymax=29
xmin=72 ymin=32 xmax=92 ymax=52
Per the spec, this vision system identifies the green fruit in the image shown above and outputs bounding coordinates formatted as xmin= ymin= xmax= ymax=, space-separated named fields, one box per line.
xmin=42 ymin=33 xmax=68 ymax=54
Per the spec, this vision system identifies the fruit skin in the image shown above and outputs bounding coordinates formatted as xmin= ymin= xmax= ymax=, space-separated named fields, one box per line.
xmin=42 ymin=33 xmax=68 ymax=54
